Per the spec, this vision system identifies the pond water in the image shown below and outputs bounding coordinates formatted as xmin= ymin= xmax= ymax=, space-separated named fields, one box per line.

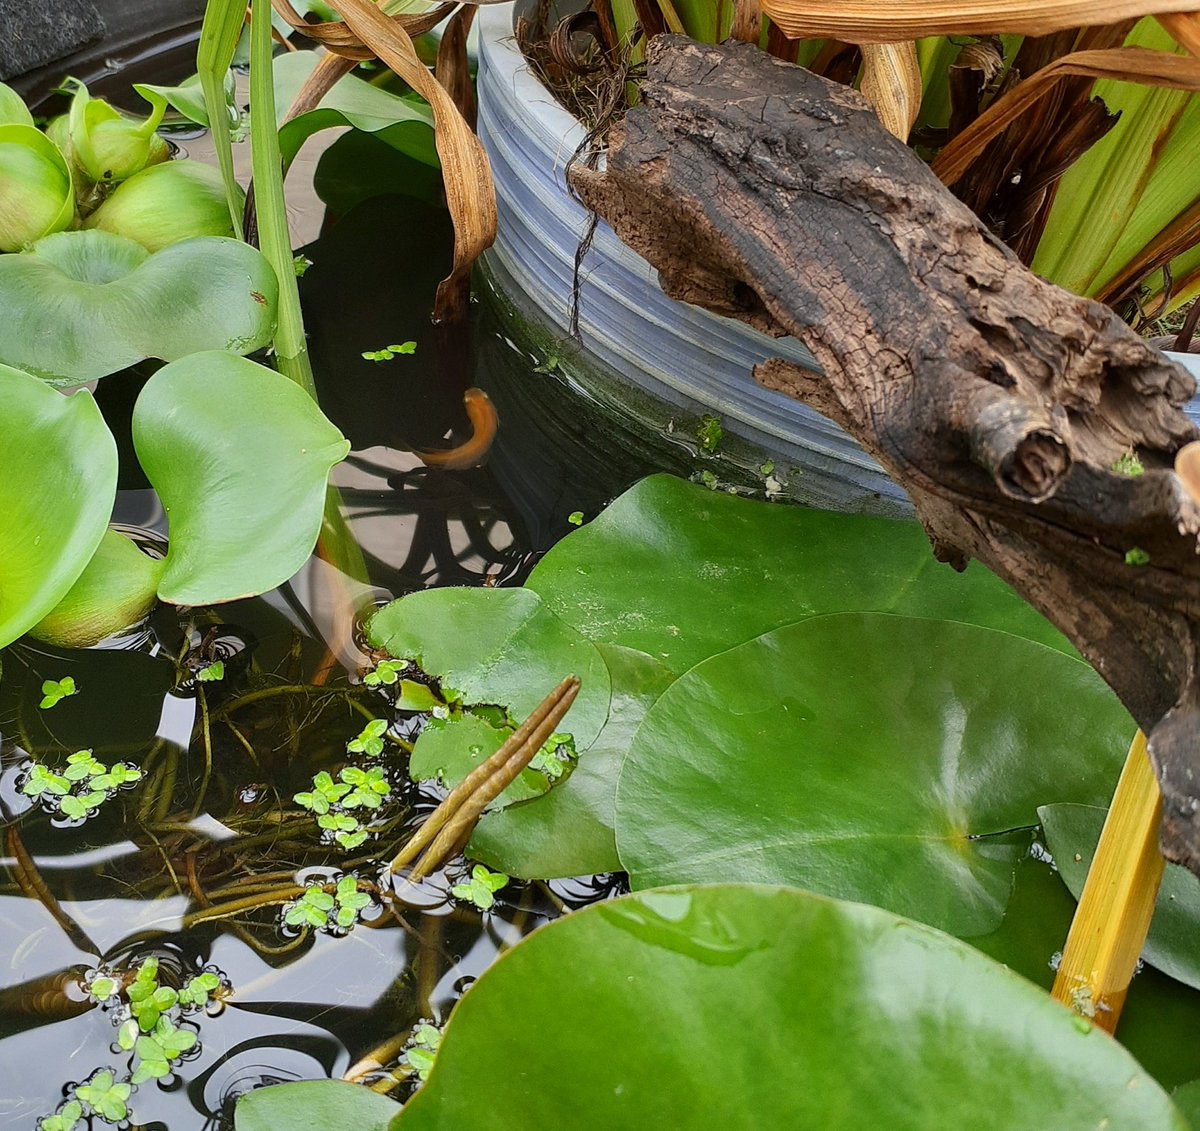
xmin=6 ymin=24 xmax=1200 ymax=1131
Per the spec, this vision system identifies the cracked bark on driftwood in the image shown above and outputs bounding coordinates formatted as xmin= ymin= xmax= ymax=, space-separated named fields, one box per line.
xmin=568 ymin=35 xmax=1200 ymax=874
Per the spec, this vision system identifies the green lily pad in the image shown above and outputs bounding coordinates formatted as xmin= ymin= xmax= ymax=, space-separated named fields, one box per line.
xmin=411 ymin=713 xmax=550 ymax=805
xmin=236 ymin=1079 xmax=400 ymax=1131
xmin=470 ymin=644 xmax=674 ymax=878
xmin=132 ymin=351 xmax=350 ymax=606
xmin=0 ymin=364 xmax=117 ymax=648
xmin=394 ymin=885 xmax=1184 ymax=1131
xmin=615 ymin=613 xmax=1132 ymax=937
xmin=528 ymin=474 xmax=1067 ymax=674
xmin=30 ymin=529 xmax=165 ymax=647
xmin=0 ymin=230 xmax=278 ymax=386
xmin=367 ymin=587 xmax=611 ymax=758
xmin=1040 ymin=803 xmax=1200 ymax=993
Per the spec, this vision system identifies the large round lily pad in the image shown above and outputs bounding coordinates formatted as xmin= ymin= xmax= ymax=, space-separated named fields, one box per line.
xmin=615 ymin=613 xmax=1132 ymax=936
xmin=132 ymin=351 xmax=350 ymax=605
xmin=394 ymin=884 xmax=1185 ymax=1130
xmin=0 ymin=230 xmax=278 ymax=386
xmin=0 ymin=364 xmax=117 ymax=647
xmin=528 ymin=474 xmax=1068 ymax=674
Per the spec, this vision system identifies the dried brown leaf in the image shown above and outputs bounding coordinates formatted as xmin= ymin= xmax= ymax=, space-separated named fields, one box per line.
xmin=1159 ymin=12 xmax=1200 ymax=57
xmin=860 ymin=41 xmax=922 ymax=140
xmin=760 ymin=0 xmax=1200 ymax=42
xmin=932 ymin=45 xmax=1200 ymax=186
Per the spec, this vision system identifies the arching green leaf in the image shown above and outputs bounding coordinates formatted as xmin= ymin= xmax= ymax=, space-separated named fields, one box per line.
xmin=132 ymin=352 xmax=349 ymax=605
xmin=395 ymin=885 xmax=1185 ymax=1131
xmin=0 ymin=230 xmax=278 ymax=386
xmin=0 ymin=364 xmax=117 ymax=647
xmin=615 ymin=613 xmax=1132 ymax=936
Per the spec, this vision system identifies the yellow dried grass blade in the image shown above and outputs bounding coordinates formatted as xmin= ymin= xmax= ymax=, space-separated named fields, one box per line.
xmin=326 ymin=0 xmax=497 ymax=323
xmin=1050 ymin=730 xmax=1164 ymax=1034
xmin=860 ymin=41 xmax=922 ymax=140
xmin=760 ymin=1 xmax=1200 ymax=43
xmin=931 ymin=45 xmax=1200 ymax=186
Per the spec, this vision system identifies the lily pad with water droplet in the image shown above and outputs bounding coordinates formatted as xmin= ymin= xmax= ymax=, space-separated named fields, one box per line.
xmin=615 ymin=613 xmax=1133 ymax=937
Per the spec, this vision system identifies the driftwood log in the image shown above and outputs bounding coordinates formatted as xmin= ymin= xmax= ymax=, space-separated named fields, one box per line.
xmin=568 ymin=36 xmax=1200 ymax=874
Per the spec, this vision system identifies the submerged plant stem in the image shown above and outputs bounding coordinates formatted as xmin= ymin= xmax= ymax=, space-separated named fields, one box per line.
xmin=6 ymin=826 xmax=99 ymax=955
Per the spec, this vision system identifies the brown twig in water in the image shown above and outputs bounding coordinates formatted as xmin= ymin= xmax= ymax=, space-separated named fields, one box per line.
xmin=387 ymin=676 xmax=580 ymax=879
xmin=6 ymin=826 xmax=99 ymax=955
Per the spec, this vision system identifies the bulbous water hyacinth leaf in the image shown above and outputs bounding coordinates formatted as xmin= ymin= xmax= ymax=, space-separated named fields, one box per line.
xmin=367 ymin=587 xmax=611 ymax=757
xmin=236 ymin=1079 xmax=399 ymax=1131
xmin=84 ymin=160 xmax=242 ymax=251
xmin=64 ymin=76 xmax=168 ymax=184
xmin=132 ymin=351 xmax=350 ymax=606
xmin=470 ymin=645 xmax=674 ymax=878
xmin=615 ymin=613 xmax=1133 ymax=937
xmin=0 ymin=364 xmax=117 ymax=648
xmin=0 ymin=125 xmax=74 ymax=251
xmin=394 ymin=885 xmax=1186 ymax=1131
xmin=1040 ymin=803 xmax=1200 ymax=992
xmin=0 ymin=231 xmax=278 ymax=386
xmin=29 ymin=529 xmax=165 ymax=648
xmin=527 ymin=474 xmax=1067 ymax=676
xmin=0 ymin=81 xmax=34 ymax=126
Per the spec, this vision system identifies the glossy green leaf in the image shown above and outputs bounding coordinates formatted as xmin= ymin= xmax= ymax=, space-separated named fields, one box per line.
xmin=615 ymin=613 xmax=1132 ymax=937
xmin=0 ymin=230 xmax=278 ymax=387
xmin=470 ymin=645 xmax=674 ymax=878
xmin=236 ymin=1079 xmax=399 ymax=1131
xmin=273 ymin=50 xmax=437 ymax=170
xmin=527 ymin=474 xmax=1067 ymax=675
xmin=1040 ymin=802 xmax=1200 ymax=992
xmin=29 ymin=529 xmax=165 ymax=647
xmin=0 ymin=81 xmax=34 ymax=126
xmin=367 ymin=587 xmax=611 ymax=756
xmin=394 ymin=885 xmax=1185 ymax=1131
xmin=132 ymin=351 xmax=350 ymax=605
xmin=0 ymin=365 xmax=117 ymax=648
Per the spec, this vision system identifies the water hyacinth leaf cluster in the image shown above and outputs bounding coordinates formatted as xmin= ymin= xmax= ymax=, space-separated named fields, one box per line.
xmin=0 ymin=231 xmax=277 ymax=386
xmin=0 ymin=354 xmax=348 ymax=649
